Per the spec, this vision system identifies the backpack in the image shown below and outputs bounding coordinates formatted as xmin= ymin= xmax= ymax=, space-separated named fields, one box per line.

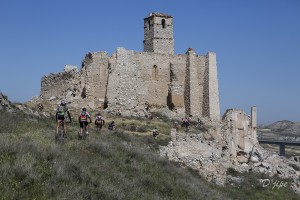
xmin=57 ymin=105 xmax=66 ymax=116
xmin=95 ymin=116 xmax=102 ymax=124
xmin=80 ymin=111 xmax=87 ymax=121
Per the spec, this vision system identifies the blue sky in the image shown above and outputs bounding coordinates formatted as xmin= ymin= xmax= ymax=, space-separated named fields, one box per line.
xmin=0 ymin=0 xmax=299 ymax=124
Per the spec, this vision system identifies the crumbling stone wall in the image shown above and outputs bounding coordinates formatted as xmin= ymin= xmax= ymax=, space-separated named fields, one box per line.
xmin=161 ymin=107 xmax=300 ymax=193
xmin=40 ymin=68 xmax=79 ymax=101
xmin=38 ymin=12 xmax=220 ymax=121
xmin=81 ymin=52 xmax=109 ymax=109
xmin=160 ymin=128 xmax=230 ymax=185
xmin=39 ymin=46 xmax=220 ymax=119
xmin=221 ymin=107 xmax=258 ymax=164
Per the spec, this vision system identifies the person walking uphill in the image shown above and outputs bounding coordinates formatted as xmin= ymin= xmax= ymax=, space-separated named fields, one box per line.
xmin=78 ymin=108 xmax=92 ymax=137
xmin=152 ymin=127 xmax=159 ymax=139
xmin=95 ymin=113 xmax=105 ymax=132
xmin=56 ymin=100 xmax=72 ymax=138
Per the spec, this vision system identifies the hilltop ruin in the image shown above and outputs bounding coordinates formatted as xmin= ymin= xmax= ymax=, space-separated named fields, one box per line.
xmin=38 ymin=12 xmax=220 ymax=121
xmin=31 ymin=12 xmax=300 ymax=193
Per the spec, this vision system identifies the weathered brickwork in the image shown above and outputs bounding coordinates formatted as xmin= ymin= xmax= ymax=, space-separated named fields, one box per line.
xmin=39 ymin=12 xmax=220 ymax=121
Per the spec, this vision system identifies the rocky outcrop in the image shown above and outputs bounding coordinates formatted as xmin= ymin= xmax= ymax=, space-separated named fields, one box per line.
xmin=0 ymin=92 xmax=14 ymax=112
xmin=160 ymin=128 xmax=230 ymax=185
xmin=40 ymin=67 xmax=80 ymax=103
xmin=0 ymin=92 xmax=50 ymax=117
xmin=160 ymin=108 xmax=300 ymax=194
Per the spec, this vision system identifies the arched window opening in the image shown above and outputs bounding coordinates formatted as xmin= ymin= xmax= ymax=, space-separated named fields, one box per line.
xmin=148 ymin=20 xmax=151 ymax=30
xmin=162 ymin=19 xmax=166 ymax=28
xmin=152 ymin=65 xmax=158 ymax=80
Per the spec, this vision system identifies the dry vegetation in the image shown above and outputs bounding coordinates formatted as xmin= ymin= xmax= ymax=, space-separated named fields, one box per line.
xmin=0 ymin=109 xmax=298 ymax=199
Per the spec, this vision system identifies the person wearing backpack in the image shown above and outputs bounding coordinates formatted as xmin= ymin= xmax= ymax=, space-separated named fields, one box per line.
xmin=55 ymin=100 xmax=72 ymax=138
xmin=78 ymin=108 xmax=92 ymax=137
xmin=95 ymin=113 xmax=105 ymax=131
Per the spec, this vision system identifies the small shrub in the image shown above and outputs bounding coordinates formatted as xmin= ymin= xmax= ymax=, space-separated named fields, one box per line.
xmin=227 ymin=167 xmax=239 ymax=176
xmin=156 ymin=137 xmax=171 ymax=147
xmin=151 ymin=112 xmax=170 ymax=122
xmin=137 ymin=125 xmax=148 ymax=133
xmin=129 ymin=125 xmax=137 ymax=132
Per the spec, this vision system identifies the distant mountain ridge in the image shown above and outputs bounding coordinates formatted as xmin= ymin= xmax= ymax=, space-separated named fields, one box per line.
xmin=260 ymin=120 xmax=300 ymax=135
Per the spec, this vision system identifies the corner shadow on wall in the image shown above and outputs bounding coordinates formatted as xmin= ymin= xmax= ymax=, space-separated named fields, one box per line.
xmin=104 ymin=96 xmax=108 ymax=109
xmin=167 ymin=93 xmax=175 ymax=110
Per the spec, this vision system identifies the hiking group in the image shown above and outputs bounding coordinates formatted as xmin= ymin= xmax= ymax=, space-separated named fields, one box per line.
xmin=55 ymin=100 xmax=204 ymax=142
xmin=55 ymin=100 xmax=114 ymax=140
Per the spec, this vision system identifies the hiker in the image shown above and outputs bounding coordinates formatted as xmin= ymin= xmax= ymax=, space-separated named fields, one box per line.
xmin=95 ymin=113 xmax=105 ymax=130
xmin=197 ymin=118 xmax=204 ymax=128
xmin=108 ymin=121 xmax=116 ymax=130
xmin=181 ymin=117 xmax=190 ymax=129
xmin=55 ymin=100 xmax=72 ymax=138
xmin=78 ymin=108 xmax=92 ymax=136
xmin=152 ymin=127 xmax=159 ymax=139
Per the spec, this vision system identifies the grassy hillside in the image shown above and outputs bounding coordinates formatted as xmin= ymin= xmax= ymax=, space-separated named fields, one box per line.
xmin=0 ymin=110 xmax=298 ymax=199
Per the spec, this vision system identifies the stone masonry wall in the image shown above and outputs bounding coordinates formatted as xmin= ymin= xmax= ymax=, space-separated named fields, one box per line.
xmin=40 ymin=69 xmax=79 ymax=101
xmin=39 ymin=47 xmax=219 ymax=120
xmin=134 ymin=51 xmax=172 ymax=107
xmin=105 ymin=48 xmax=148 ymax=116
xmin=81 ymin=52 xmax=109 ymax=109
xmin=38 ymin=13 xmax=220 ymax=120
xmin=151 ymin=15 xmax=174 ymax=55
xmin=168 ymin=63 xmax=184 ymax=108
xmin=143 ymin=13 xmax=174 ymax=55
xmin=186 ymin=49 xmax=206 ymax=117
xmin=203 ymin=52 xmax=220 ymax=121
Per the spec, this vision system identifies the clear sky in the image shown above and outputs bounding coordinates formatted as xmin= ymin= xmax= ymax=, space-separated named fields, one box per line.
xmin=0 ymin=0 xmax=299 ymax=124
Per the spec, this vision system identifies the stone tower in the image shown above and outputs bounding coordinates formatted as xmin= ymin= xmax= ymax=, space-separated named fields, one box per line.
xmin=143 ymin=12 xmax=174 ymax=54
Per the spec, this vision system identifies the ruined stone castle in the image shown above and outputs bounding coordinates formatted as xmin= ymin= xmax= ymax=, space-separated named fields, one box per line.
xmin=40 ymin=12 xmax=220 ymax=120
xmin=27 ymin=13 xmax=300 ymax=192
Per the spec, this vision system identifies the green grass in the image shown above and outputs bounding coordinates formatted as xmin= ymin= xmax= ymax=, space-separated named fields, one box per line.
xmin=0 ymin=110 xmax=299 ymax=199
xmin=223 ymin=168 xmax=298 ymax=200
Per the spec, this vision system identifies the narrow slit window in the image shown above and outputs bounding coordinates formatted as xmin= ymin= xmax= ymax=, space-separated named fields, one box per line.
xmin=148 ymin=20 xmax=151 ymax=30
xmin=152 ymin=65 xmax=158 ymax=80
